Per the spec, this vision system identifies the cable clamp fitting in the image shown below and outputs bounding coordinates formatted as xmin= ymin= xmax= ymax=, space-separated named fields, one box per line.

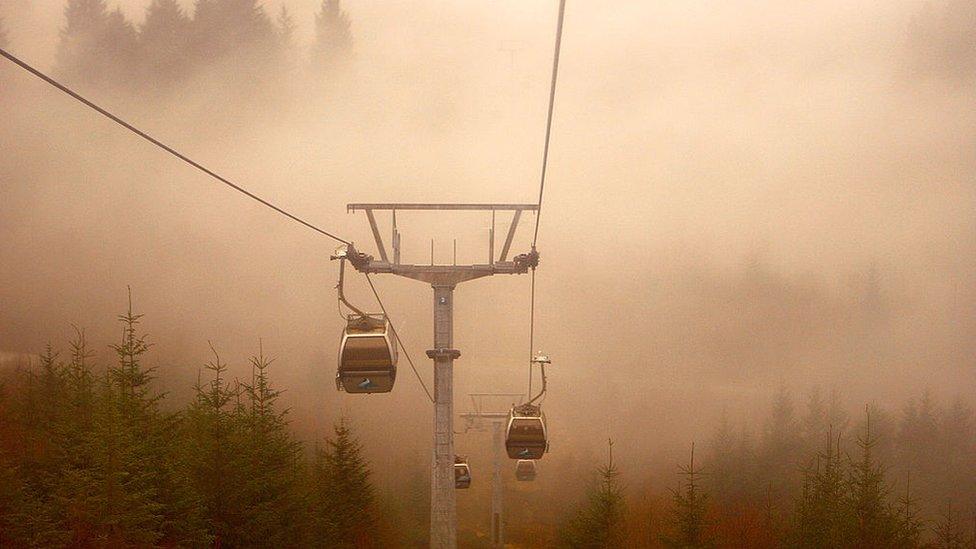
xmin=513 ymin=248 xmax=540 ymax=271
xmin=332 ymin=243 xmax=372 ymax=270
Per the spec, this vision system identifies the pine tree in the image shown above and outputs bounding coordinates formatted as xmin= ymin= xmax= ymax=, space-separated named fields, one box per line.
xmin=0 ymin=453 xmax=28 ymax=546
xmin=65 ymin=327 xmax=96 ymax=425
xmin=934 ymin=502 xmax=966 ymax=549
xmin=31 ymin=345 xmax=68 ymax=483
xmin=139 ymin=0 xmax=191 ymax=89
xmin=49 ymin=328 xmax=100 ymax=545
xmin=559 ymin=440 xmax=626 ymax=548
xmin=846 ymin=406 xmax=898 ymax=548
xmin=191 ymin=0 xmax=278 ymax=68
xmin=763 ymin=389 xmax=803 ymax=491
xmin=790 ymin=426 xmax=847 ymax=548
xmin=273 ymin=4 xmax=299 ymax=78
xmin=185 ymin=343 xmax=242 ymax=546
xmin=897 ymin=392 xmax=942 ymax=517
xmin=56 ymin=293 xmax=205 ymax=546
xmin=311 ymin=417 xmax=378 ymax=547
xmin=236 ymin=345 xmax=307 ymax=547
xmin=0 ymin=360 xmax=67 ymax=548
xmin=800 ymin=388 xmax=828 ymax=457
xmin=662 ymin=442 xmax=711 ymax=548
xmin=312 ymin=0 xmax=352 ymax=71
xmin=109 ymin=290 xmax=159 ymax=414
xmin=277 ymin=4 xmax=295 ymax=50
xmin=941 ymin=399 xmax=975 ymax=507
xmin=81 ymin=370 xmax=163 ymax=546
xmin=707 ymin=413 xmax=737 ymax=503
xmin=894 ymin=473 xmax=923 ymax=549
xmin=560 ymin=439 xmax=627 ymax=548
xmin=87 ymin=293 xmax=171 ymax=545
xmin=56 ymin=0 xmax=138 ymax=89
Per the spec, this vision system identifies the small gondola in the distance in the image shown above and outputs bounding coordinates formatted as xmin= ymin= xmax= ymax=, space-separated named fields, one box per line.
xmin=515 ymin=459 xmax=537 ymax=481
xmin=505 ymin=354 xmax=552 ymax=459
xmin=454 ymin=456 xmax=471 ymax=489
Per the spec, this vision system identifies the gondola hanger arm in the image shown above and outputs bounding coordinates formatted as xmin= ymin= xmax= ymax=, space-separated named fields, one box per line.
xmin=527 ymin=353 xmax=551 ymax=405
xmin=331 ymin=249 xmax=367 ymax=318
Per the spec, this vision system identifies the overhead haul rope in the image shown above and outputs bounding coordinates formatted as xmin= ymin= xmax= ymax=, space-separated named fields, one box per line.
xmin=0 ymin=47 xmax=441 ymax=402
xmin=364 ymin=273 xmax=435 ymax=403
xmin=527 ymin=0 xmax=566 ymax=398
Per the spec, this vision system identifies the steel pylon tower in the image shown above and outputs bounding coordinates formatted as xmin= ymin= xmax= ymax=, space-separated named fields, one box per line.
xmin=346 ymin=204 xmax=538 ymax=549
xmin=461 ymin=393 xmax=524 ymax=548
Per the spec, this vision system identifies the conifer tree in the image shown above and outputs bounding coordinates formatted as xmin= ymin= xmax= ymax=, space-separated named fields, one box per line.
xmin=277 ymin=5 xmax=295 ymax=50
xmin=65 ymin=327 xmax=95 ymax=424
xmin=79 ymin=370 xmax=163 ymax=545
xmin=56 ymin=0 xmax=138 ymax=89
xmin=707 ymin=414 xmax=737 ymax=503
xmin=272 ymin=4 xmax=299 ymax=79
xmin=185 ymin=343 xmax=242 ymax=545
xmin=800 ymin=388 xmax=828 ymax=455
xmin=762 ymin=388 xmax=803 ymax=500
xmin=0 ymin=454 xmax=27 ymax=546
xmin=940 ymin=399 xmax=975 ymax=506
xmin=311 ymin=417 xmax=378 ymax=547
xmin=139 ymin=0 xmax=191 ymax=89
xmin=934 ymin=502 xmax=966 ymax=549
xmin=28 ymin=345 xmax=67 ymax=489
xmin=59 ymin=293 xmax=206 ymax=546
xmin=312 ymin=0 xmax=352 ymax=70
xmin=84 ymin=294 xmax=169 ymax=545
xmin=191 ymin=0 xmax=277 ymax=68
xmin=790 ymin=426 xmax=847 ymax=547
xmin=846 ymin=407 xmax=898 ymax=548
xmin=560 ymin=439 xmax=627 ymax=548
xmin=662 ymin=442 xmax=711 ymax=548
xmin=236 ymin=345 xmax=307 ymax=546
xmin=0 ymin=356 xmax=67 ymax=548
xmin=49 ymin=328 xmax=101 ymax=545
xmin=894 ymin=473 xmax=923 ymax=549
xmin=898 ymin=392 xmax=942 ymax=516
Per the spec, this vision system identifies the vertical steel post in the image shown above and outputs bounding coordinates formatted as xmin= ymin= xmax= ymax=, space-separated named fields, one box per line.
xmin=431 ymin=284 xmax=457 ymax=549
xmin=347 ymin=203 xmax=539 ymax=549
xmin=491 ymin=420 xmax=504 ymax=548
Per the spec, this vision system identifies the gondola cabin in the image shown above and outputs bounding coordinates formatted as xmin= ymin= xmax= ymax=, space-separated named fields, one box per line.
xmin=505 ymin=403 xmax=548 ymax=460
xmin=454 ymin=457 xmax=471 ymax=489
xmin=336 ymin=314 xmax=397 ymax=393
xmin=515 ymin=459 xmax=537 ymax=481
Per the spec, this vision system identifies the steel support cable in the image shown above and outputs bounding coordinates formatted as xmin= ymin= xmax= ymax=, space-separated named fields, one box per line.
xmin=0 ymin=47 xmax=350 ymax=246
xmin=530 ymin=0 xmax=567 ymax=248
xmin=364 ymin=273 xmax=435 ymax=403
xmin=527 ymin=0 xmax=566 ymax=397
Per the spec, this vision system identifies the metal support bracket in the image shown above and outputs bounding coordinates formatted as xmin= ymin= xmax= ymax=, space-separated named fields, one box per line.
xmin=426 ymin=348 xmax=462 ymax=361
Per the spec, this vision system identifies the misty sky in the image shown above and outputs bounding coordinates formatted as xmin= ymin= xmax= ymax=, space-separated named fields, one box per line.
xmin=1 ymin=0 xmax=973 ymax=480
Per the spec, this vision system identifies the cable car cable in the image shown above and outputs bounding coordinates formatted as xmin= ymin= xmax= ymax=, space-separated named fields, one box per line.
xmin=526 ymin=0 xmax=567 ymax=398
xmin=0 ymin=47 xmax=351 ymax=247
xmin=530 ymin=0 xmax=566 ymax=249
xmin=364 ymin=273 xmax=435 ymax=403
